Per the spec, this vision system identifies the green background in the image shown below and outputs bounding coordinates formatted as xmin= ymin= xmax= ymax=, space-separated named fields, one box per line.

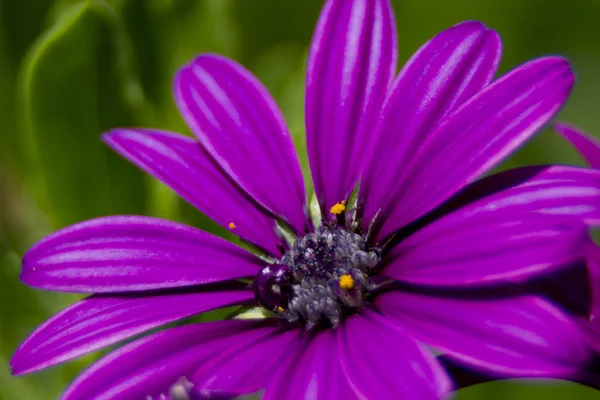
xmin=1 ymin=0 xmax=600 ymax=398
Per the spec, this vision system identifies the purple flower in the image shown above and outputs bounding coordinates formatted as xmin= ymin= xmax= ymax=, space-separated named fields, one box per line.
xmin=11 ymin=0 xmax=600 ymax=398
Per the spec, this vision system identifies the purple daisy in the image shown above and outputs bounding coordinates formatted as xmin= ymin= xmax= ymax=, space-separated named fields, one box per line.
xmin=11 ymin=0 xmax=600 ymax=399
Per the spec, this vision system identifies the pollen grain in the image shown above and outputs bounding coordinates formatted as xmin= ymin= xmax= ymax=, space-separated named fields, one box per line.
xmin=339 ymin=274 xmax=355 ymax=290
xmin=330 ymin=201 xmax=346 ymax=215
xmin=228 ymin=222 xmax=236 ymax=229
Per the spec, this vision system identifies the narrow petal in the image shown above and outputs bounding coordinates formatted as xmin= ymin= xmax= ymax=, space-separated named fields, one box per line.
xmin=555 ymin=123 xmax=600 ymax=168
xmin=175 ymin=54 xmax=307 ymax=234
xmin=440 ymin=355 xmax=600 ymax=391
xmin=584 ymin=244 xmax=600 ymax=352
xmin=434 ymin=165 xmax=600 ymax=227
xmin=10 ymin=289 xmax=253 ymax=375
xmin=22 ymin=215 xmax=263 ymax=292
xmin=383 ymin=214 xmax=587 ymax=286
xmin=263 ymin=330 xmax=356 ymax=400
xmin=374 ymin=57 xmax=574 ymax=239
xmin=61 ymin=320 xmax=280 ymax=400
xmin=104 ymin=129 xmax=284 ymax=255
xmin=377 ymin=293 xmax=589 ymax=377
xmin=361 ymin=21 xmax=501 ymax=226
xmin=305 ymin=0 xmax=397 ymax=215
xmin=338 ymin=311 xmax=452 ymax=399
xmin=193 ymin=327 xmax=299 ymax=397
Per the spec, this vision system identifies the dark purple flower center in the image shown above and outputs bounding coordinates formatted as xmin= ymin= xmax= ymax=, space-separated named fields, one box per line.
xmin=254 ymin=223 xmax=381 ymax=328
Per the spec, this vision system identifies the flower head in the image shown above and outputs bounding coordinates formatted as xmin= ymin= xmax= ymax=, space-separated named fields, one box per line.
xmin=11 ymin=0 xmax=600 ymax=398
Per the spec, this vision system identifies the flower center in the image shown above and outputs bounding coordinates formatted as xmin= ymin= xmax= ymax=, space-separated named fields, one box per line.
xmin=253 ymin=222 xmax=381 ymax=329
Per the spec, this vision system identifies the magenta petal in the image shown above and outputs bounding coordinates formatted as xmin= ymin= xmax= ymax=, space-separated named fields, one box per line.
xmin=61 ymin=320 xmax=277 ymax=400
xmin=584 ymin=244 xmax=600 ymax=352
xmin=22 ymin=215 xmax=263 ymax=292
xmin=10 ymin=289 xmax=253 ymax=375
xmin=361 ymin=21 xmax=501 ymax=226
xmin=305 ymin=0 xmax=397 ymax=214
xmin=192 ymin=327 xmax=299 ymax=397
xmin=263 ymin=330 xmax=356 ymax=400
xmin=338 ymin=311 xmax=452 ymax=399
xmin=377 ymin=293 xmax=589 ymax=377
xmin=104 ymin=129 xmax=283 ymax=255
xmin=555 ymin=123 xmax=600 ymax=169
xmin=376 ymin=57 xmax=574 ymax=239
xmin=440 ymin=165 xmax=600 ymax=227
xmin=383 ymin=214 xmax=586 ymax=286
xmin=175 ymin=54 xmax=307 ymax=234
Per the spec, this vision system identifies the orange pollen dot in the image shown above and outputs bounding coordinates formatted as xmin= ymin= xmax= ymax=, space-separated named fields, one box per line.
xmin=339 ymin=274 xmax=354 ymax=290
xmin=330 ymin=201 xmax=346 ymax=215
xmin=228 ymin=222 xmax=236 ymax=229
xmin=276 ymin=306 xmax=285 ymax=312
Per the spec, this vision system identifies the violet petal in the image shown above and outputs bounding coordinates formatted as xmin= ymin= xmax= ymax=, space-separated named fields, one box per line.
xmin=10 ymin=289 xmax=254 ymax=375
xmin=338 ymin=311 xmax=452 ymax=399
xmin=60 ymin=320 xmax=279 ymax=400
xmin=175 ymin=54 xmax=307 ymax=234
xmin=263 ymin=329 xmax=356 ymax=399
xmin=104 ymin=129 xmax=284 ymax=255
xmin=361 ymin=21 xmax=500 ymax=227
xmin=192 ymin=326 xmax=299 ymax=397
xmin=22 ymin=215 xmax=263 ymax=292
xmin=555 ymin=123 xmax=600 ymax=169
xmin=377 ymin=293 xmax=589 ymax=376
xmin=376 ymin=57 xmax=574 ymax=239
xmin=305 ymin=0 xmax=397 ymax=215
xmin=435 ymin=165 xmax=600 ymax=227
xmin=383 ymin=214 xmax=586 ymax=286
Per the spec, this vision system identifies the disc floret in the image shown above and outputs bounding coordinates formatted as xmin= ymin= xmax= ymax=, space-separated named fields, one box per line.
xmin=254 ymin=221 xmax=381 ymax=328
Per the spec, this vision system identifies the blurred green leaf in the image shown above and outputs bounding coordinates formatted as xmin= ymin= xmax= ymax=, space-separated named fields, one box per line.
xmin=21 ymin=0 xmax=147 ymax=226
xmin=0 ymin=0 xmax=54 ymax=170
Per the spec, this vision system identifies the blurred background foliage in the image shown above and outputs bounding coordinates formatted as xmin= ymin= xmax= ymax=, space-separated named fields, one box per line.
xmin=1 ymin=0 xmax=600 ymax=398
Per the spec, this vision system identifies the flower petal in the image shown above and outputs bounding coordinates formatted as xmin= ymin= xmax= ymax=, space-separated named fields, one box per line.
xmin=263 ymin=330 xmax=356 ymax=400
xmin=192 ymin=326 xmax=299 ymax=397
xmin=61 ymin=320 xmax=278 ymax=400
xmin=383 ymin=214 xmax=586 ymax=286
xmin=555 ymin=123 xmax=600 ymax=168
xmin=374 ymin=57 xmax=574 ymax=239
xmin=22 ymin=215 xmax=263 ymax=292
xmin=104 ymin=129 xmax=284 ymax=255
xmin=175 ymin=54 xmax=307 ymax=234
xmin=305 ymin=0 xmax=397 ymax=215
xmin=11 ymin=289 xmax=253 ymax=375
xmin=361 ymin=21 xmax=501 ymax=226
xmin=377 ymin=293 xmax=589 ymax=377
xmin=439 ymin=355 xmax=600 ymax=391
xmin=435 ymin=165 xmax=600 ymax=227
xmin=583 ymin=244 xmax=600 ymax=352
xmin=338 ymin=311 xmax=452 ymax=399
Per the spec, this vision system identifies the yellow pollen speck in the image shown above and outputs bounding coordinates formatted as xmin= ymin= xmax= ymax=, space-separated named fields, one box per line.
xmin=276 ymin=306 xmax=285 ymax=312
xmin=330 ymin=201 xmax=346 ymax=215
xmin=339 ymin=274 xmax=354 ymax=290
xmin=228 ymin=222 xmax=236 ymax=229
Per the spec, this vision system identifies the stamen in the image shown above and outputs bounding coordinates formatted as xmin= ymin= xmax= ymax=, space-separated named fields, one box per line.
xmin=338 ymin=274 xmax=354 ymax=290
xmin=228 ymin=222 xmax=236 ymax=229
xmin=330 ymin=201 xmax=346 ymax=215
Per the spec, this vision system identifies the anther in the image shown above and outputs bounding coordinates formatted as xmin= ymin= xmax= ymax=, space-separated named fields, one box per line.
xmin=339 ymin=274 xmax=354 ymax=290
xmin=228 ymin=222 xmax=236 ymax=229
xmin=330 ymin=201 xmax=346 ymax=215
